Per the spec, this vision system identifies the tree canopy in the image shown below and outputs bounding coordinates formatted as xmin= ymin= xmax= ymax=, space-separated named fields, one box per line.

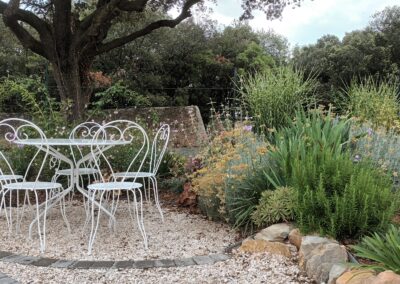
xmin=0 ymin=0 xmax=304 ymax=118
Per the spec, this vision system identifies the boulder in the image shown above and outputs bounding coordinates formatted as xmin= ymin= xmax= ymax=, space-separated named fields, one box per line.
xmin=299 ymin=236 xmax=347 ymax=283
xmin=328 ymin=263 xmax=349 ymax=284
xmin=299 ymin=236 xmax=338 ymax=267
xmin=374 ymin=271 xmax=400 ymax=284
xmin=239 ymin=239 xmax=291 ymax=258
xmin=336 ymin=270 xmax=376 ymax=284
xmin=254 ymin=223 xmax=294 ymax=243
xmin=288 ymin=228 xmax=302 ymax=250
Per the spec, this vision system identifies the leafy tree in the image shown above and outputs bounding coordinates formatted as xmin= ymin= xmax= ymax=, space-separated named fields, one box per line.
xmin=292 ymin=29 xmax=397 ymax=105
xmin=371 ymin=6 xmax=400 ymax=68
xmin=236 ymin=41 xmax=275 ymax=75
xmin=0 ymin=0 xmax=304 ymax=119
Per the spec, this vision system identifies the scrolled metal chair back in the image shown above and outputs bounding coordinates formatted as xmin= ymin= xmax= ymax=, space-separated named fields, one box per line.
xmin=150 ymin=124 xmax=170 ymax=175
xmin=91 ymin=120 xmax=149 ymax=183
xmin=0 ymin=118 xmax=49 ymax=183
xmin=69 ymin=121 xmax=103 ymax=166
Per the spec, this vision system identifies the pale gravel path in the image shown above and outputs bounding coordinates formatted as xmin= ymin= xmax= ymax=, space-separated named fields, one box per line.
xmin=0 ymin=201 xmax=236 ymax=260
xmin=0 ymin=200 xmax=311 ymax=283
xmin=0 ymin=252 xmax=312 ymax=284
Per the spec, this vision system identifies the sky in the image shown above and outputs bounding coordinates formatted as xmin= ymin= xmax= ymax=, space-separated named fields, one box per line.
xmin=199 ymin=0 xmax=400 ymax=47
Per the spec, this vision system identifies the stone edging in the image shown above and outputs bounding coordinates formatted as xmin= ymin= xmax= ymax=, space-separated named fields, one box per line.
xmin=0 ymin=250 xmax=230 ymax=270
xmin=0 ymin=272 xmax=19 ymax=284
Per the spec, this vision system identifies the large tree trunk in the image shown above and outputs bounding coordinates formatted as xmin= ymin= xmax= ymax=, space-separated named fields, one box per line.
xmin=51 ymin=57 xmax=93 ymax=121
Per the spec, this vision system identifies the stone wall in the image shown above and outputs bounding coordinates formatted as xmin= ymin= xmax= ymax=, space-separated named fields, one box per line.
xmin=0 ymin=105 xmax=208 ymax=149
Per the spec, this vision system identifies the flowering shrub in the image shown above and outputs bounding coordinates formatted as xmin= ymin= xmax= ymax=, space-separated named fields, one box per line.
xmin=191 ymin=126 xmax=269 ymax=221
xmin=350 ymin=123 xmax=400 ymax=189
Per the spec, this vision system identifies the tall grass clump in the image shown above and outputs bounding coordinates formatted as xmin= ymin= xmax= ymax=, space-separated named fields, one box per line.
xmin=238 ymin=65 xmax=317 ymax=132
xmin=345 ymin=77 xmax=400 ymax=129
xmin=266 ymin=108 xmax=352 ymax=187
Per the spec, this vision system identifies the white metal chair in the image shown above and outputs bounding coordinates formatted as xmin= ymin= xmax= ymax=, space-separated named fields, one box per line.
xmin=0 ymin=152 xmax=24 ymax=227
xmin=53 ymin=122 xmax=102 ymax=196
xmin=112 ymin=124 xmax=170 ymax=221
xmin=86 ymin=120 xmax=149 ymax=254
xmin=0 ymin=118 xmax=69 ymax=253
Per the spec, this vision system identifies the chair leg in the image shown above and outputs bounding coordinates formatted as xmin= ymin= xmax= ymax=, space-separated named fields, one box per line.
xmin=58 ymin=188 xmax=71 ymax=233
xmin=34 ymin=190 xmax=48 ymax=253
xmin=108 ymin=190 xmax=120 ymax=232
xmin=142 ymin=178 xmax=148 ymax=202
xmin=87 ymin=190 xmax=105 ymax=255
xmin=131 ymin=189 xmax=147 ymax=249
xmin=0 ymin=188 xmax=11 ymax=231
xmin=126 ymin=190 xmax=136 ymax=231
xmin=150 ymin=177 xmax=164 ymax=222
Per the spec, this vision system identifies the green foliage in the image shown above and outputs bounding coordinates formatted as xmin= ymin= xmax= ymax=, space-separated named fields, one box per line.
xmin=239 ymin=65 xmax=317 ymax=132
xmin=94 ymin=20 xmax=290 ymax=121
xmin=236 ymin=41 xmax=275 ymax=75
xmin=251 ymin=186 xmax=295 ymax=227
xmin=291 ymin=5 xmax=400 ymax=107
xmin=263 ymin=108 xmax=396 ymax=240
xmin=0 ymin=76 xmax=65 ymax=133
xmin=157 ymin=151 xmax=186 ymax=179
xmin=352 ymin=225 xmax=400 ymax=273
xmin=266 ymin=108 xmax=352 ymax=187
xmin=350 ymin=123 xmax=400 ymax=189
xmin=93 ymin=81 xmax=151 ymax=110
xmin=294 ymin=154 xmax=396 ymax=240
xmin=344 ymin=77 xmax=399 ymax=129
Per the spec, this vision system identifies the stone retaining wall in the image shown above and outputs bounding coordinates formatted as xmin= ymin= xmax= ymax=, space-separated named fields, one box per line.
xmin=0 ymin=105 xmax=208 ymax=149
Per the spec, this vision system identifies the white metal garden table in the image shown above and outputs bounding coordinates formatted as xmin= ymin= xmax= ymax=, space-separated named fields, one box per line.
xmin=13 ymin=138 xmax=130 ymax=224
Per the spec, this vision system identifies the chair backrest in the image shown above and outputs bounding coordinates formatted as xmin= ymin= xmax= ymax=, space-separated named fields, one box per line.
xmin=69 ymin=121 xmax=103 ymax=167
xmin=0 ymin=149 xmax=18 ymax=186
xmin=0 ymin=118 xmax=49 ymax=183
xmin=91 ymin=120 xmax=149 ymax=183
xmin=149 ymin=124 xmax=170 ymax=175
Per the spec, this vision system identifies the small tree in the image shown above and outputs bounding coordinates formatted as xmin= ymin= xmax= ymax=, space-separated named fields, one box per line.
xmin=0 ymin=0 xmax=304 ymax=119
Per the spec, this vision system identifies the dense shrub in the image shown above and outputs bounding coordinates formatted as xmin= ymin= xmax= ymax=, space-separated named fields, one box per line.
xmin=352 ymin=225 xmax=400 ymax=273
xmin=191 ymin=126 xmax=269 ymax=225
xmin=266 ymin=108 xmax=352 ymax=187
xmin=344 ymin=78 xmax=400 ymax=129
xmin=294 ymin=153 xmax=396 ymax=240
xmin=265 ymin=109 xmax=397 ymax=240
xmin=251 ymin=186 xmax=295 ymax=227
xmin=239 ymin=65 xmax=317 ymax=132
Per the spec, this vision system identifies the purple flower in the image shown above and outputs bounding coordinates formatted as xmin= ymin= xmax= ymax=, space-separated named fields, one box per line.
xmin=353 ymin=154 xmax=362 ymax=163
xmin=367 ymin=128 xmax=373 ymax=136
xmin=243 ymin=125 xmax=252 ymax=132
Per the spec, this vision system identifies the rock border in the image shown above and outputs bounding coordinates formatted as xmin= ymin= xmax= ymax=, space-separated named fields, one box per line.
xmin=0 ymin=250 xmax=230 ymax=270
xmin=0 ymin=271 xmax=20 ymax=283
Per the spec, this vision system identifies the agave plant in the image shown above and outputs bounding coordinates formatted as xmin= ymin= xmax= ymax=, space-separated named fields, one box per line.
xmin=352 ymin=225 xmax=400 ymax=273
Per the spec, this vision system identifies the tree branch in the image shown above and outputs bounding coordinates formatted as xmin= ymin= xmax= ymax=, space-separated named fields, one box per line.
xmin=0 ymin=0 xmax=53 ymax=58
xmin=1 ymin=0 xmax=49 ymax=58
xmin=117 ymin=0 xmax=148 ymax=12
xmin=91 ymin=0 xmax=199 ymax=56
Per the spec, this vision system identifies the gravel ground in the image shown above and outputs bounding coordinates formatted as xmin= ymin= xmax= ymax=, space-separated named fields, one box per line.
xmin=0 ymin=200 xmax=312 ymax=283
xmin=0 ymin=200 xmax=236 ymax=260
xmin=0 ymin=252 xmax=312 ymax=284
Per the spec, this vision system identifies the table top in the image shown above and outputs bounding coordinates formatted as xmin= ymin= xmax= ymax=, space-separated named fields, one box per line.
xmin=13 ymin=138 xmax=130 ymax=146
